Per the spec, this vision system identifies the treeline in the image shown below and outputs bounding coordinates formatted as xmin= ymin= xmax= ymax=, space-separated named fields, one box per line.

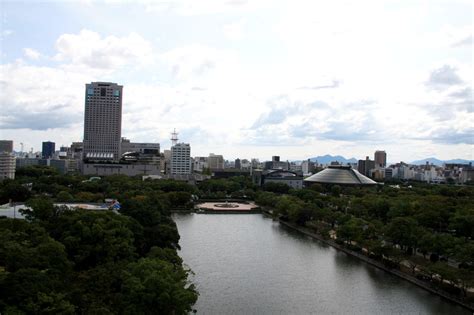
xmin=0 ymin=166 xmax=198 ymax=314
xmin=2 ymin=166 xmax=473 ymax=307
xmin=0 ymin=166 xmax=258 ymax=207
xmin=256 ymin=183 xmax=474 ymax=301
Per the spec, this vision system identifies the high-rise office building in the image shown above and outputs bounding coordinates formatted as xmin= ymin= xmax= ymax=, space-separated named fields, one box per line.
xmin=83 ymin=82 xmax=123 ymax=162
xmin=171 ymin=143 xmax=191 ymax=175
xmin=358 ymin=156 xmax=375 ymax=177
xmin=0 ymin=140 xmax=13 ymax=153
xmin=42 ymin=141 xmax=55 ymax=159
xmin=374 ymin=150 xmax=387 ymax=168
xmin=235 ymin=158 xmax=241 ymax=170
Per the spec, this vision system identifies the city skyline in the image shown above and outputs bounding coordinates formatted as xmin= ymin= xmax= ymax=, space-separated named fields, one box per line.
xmin=0 ymin=1 xmax=472 ymax=162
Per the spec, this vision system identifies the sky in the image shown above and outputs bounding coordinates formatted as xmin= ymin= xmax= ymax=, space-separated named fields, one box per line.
xmin=0 ymin=0 xmax=472 ymax=163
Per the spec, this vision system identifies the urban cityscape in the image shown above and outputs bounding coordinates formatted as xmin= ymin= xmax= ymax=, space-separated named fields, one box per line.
xmin=1 ymin=81 xmax=473 ymax=185
xmin=0 ymin=1 xmax=472 ymax=314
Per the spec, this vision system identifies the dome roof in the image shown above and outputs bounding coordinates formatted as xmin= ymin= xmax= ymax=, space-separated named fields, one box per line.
xmin=304 ymin=165 xmax=377 ymax=185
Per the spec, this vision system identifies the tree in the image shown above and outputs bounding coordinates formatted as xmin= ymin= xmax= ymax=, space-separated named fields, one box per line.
xmin=385 ymin=217 xmax=420 ymax=252
xmin=263 ymin=182 xmax=291 ymax=194
xmin=449 ymin=209 xmax=474 ymax=239
xmin=331 ymin=185 xmax=341 ymax=197
xmin=0 ymin=179 xmax=32 ymax=204
xmin=56 ymin=190 xmax=74 ymax=202
xmin=0 ymin=218 xmax=74 ymax=314
xmin=20 ymin=197 xmax=61 ymax=222
xmin=49 ymin=210 xmax=137 ymax=270
xmin=275 ymin=195 xmax=304 ymax=222
xmin=337 ymin=217 xmax=366 ymax=245
xmin=120 ymin=258 xmax=198 ymax=314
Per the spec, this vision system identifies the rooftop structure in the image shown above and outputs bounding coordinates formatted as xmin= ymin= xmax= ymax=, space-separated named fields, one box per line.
xmin=304 ymin=165 xmax=377 ymax=185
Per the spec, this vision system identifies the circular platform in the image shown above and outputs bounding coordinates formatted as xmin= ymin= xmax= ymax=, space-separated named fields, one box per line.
xmin=197 ymin=201 xmax=258 ymax=211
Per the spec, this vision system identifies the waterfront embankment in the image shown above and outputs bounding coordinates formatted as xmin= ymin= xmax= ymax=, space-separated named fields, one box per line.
xmin=264 ymin=210 xmax=474 ymax=312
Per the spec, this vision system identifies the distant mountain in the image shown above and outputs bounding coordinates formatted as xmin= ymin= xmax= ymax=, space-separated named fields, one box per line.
xmin=308 ymin=155 xmax=357 ymax=165
xmin=409 ymin=157 xmax=473 ymax=166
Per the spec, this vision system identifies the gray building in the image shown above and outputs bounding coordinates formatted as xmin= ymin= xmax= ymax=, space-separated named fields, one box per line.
xmin=234 ymin=158 xmax=241 ymax=170
xmin=208 ymin=153 xmax=224 ymax=170
xmin=0 ymin=152 xmax=15 ymax=180
xmin=83 ymin=82 xmax=123 ymax=162
xmin=304 ymin=165 xmax=377 ymax=186
xmin=121 ymin=138 xmax=160 ymax=156
xmin=82 ymin=163 xmax=161 ymax=176
xmin=16 ymin=158 xmax=48 ymax=168
xmin=171 ymin=143 xmax=191 ymax=175
xmin=357 ymin=156 xmax=375 ymax=177
xmin=0 ymin=140 xmax=13 ymax=153
xmin=253 ymin=169 xmax=303 ymax=189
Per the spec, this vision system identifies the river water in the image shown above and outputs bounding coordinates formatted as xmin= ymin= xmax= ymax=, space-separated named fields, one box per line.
xmin=173 ymin=213 xmax=469 ymax=314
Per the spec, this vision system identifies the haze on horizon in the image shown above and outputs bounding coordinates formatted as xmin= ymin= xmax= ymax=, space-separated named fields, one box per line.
xmin=0 ymin=0 xmax=472 ymax=162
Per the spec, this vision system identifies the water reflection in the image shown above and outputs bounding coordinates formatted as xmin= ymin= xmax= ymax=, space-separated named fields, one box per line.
xmin=174 ymin=213 xmax=469 ymax=314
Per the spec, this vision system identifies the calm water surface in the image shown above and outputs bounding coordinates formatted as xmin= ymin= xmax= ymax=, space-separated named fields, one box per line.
xmin=173 ymin=213 xmax=469 ymax=314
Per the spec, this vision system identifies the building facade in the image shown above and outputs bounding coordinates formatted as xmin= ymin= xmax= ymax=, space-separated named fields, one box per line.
xmin=171 ymin=143 xmax=191 ymax=175
xmin=82 ymin=163 xmax=160 ymax=176
xmin=357 ymin=156 xmax=375 ymax=177
xmin=0 ymin=152 xmax=15 ymax=180
xmin=83 ymin=82 xmax=123 ymax=162
xmin=208 ymin=153 xmax=224 ymax=170
xmin=374 ymin=150 xmax=387 ymax=168
xmin=0 ymin=140 xmax=13 ymax=153
xmin=42 ymin=141 xmax=56 ymax=159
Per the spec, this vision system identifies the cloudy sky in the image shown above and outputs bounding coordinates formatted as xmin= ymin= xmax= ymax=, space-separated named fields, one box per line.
xmin=0 ymin=0 xmax=472 ymax=162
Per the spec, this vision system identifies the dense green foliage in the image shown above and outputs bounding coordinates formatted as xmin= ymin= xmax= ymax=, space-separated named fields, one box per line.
xmin=256 ymin=182 xmax=474 ymax=301
xmin=2 ymin=166 xmax=473 ymax=306
xmin=0 ymin=167 xmax=198 ymax=314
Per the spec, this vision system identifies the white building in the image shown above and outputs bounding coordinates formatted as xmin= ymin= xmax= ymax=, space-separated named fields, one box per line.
xmin=171 ymin=143 xmax=192 ymax=175
xmin=193 ymin=156 xmax=208 ymax=172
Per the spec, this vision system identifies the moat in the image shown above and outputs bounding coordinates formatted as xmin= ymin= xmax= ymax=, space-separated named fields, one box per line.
xmin=174 ymin=213 xmax=469 ymax=314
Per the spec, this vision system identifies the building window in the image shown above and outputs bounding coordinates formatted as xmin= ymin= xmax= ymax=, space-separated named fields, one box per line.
xmin=113 ymin=90 xmax=120 ymax=97
xmin=101 ymin=88 xmax=106 ymax=97
xmin=87 ymin=88 xmax=94 ymax=95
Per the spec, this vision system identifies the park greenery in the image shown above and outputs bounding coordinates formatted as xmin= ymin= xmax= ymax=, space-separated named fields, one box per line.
xmin=0 ymin=166 xmax=198 ymax=314
xmin=1 ymin=165 xmax=473 ymax=310
xmin=255 ymin=181 xmax=474 ymax=302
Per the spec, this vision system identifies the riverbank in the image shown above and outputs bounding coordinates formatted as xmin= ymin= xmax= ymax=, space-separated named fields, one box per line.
xmin=263 ymin=211 xmax=474 ymax=312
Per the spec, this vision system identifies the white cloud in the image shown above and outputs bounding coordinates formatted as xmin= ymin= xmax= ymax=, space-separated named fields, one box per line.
xmin=23 ymin=48 xmax=41 ymax=60
xmin=0 ymin=30 xmax=13 ymax=40
xmin=223 ymin=20 xmax=244 ymax=40
xmin=158 ymin=44 xmax=241 ymax=83
xmin=54 ymin=29 xmax=153 ymax=70
xmin=141 ymin=0 xmax=269 ymax=15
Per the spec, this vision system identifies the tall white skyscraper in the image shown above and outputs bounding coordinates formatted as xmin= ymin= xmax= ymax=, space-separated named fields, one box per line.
xmin=83 ymin=82 xmax=123 ymax=162
xmin=171 ymin=143 xmax=191 ymax=174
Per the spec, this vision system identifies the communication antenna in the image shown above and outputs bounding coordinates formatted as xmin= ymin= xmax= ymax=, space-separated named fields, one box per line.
xmin=170 ymin=128 xmax=179 ymax=146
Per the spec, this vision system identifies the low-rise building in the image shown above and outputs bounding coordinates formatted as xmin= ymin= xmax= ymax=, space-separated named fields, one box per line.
xmin=82 ymin=163 xmax=161 ymax=176
xmin=253 ymin=169 xmax=303 ymax=189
